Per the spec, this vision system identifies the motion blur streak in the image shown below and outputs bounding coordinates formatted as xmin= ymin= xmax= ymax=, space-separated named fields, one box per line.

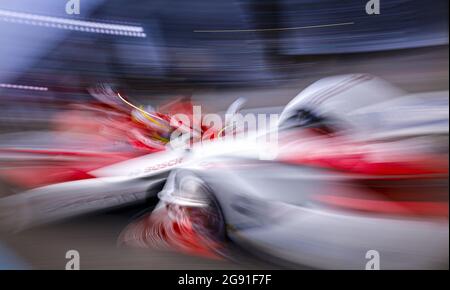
xmin=0 ymin=0 xmax=448 ymax=269
xmin=119 ymin=205 xmax=224 ymax=260
xmin=0 ymin=83 xmax=48 ymax=91
xmin=0 ymin=8 xmax=147 ymax=37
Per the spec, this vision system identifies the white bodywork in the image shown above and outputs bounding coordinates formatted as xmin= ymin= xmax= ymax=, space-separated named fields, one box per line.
xmin=157 ymin=74 xmax=449 ymax=269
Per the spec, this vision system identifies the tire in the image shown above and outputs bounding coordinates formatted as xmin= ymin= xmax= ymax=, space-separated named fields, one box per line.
xmin=118 ymin=172 xmax=227 ymax=259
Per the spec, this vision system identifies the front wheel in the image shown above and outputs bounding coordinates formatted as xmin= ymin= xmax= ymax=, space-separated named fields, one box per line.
xmin=118 ymin=174 xmax=227 ymax=259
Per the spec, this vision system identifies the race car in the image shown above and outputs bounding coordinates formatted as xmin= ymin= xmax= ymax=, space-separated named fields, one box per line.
xmin=119 ymin=74 xmax=449 ymax=269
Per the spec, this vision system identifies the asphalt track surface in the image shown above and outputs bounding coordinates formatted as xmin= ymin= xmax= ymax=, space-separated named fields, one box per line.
xmin=0 ymin=209 xmax=274 ymax=270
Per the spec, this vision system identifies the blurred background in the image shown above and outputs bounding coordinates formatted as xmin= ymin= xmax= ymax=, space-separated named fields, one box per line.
xmin=0 ymin=0 xmax=448 ymax=269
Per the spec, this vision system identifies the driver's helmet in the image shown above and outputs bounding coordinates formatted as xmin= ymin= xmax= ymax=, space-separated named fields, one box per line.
xmin=131 ymin=105 xmax=172 ymax=139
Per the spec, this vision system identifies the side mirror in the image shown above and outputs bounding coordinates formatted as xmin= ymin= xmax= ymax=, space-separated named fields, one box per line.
xmin=225 ymin=97 xmax=247 ymax=128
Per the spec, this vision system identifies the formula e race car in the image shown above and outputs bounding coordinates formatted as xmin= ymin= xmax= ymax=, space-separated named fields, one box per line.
xmin=1 ymin=74 xmax=448 ymax=270
xmin=119 ymin=74 xmax=449 ymax=269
